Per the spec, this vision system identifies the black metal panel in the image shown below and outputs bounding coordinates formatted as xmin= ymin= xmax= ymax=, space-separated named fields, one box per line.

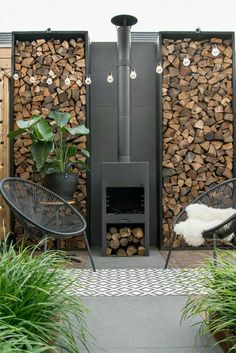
xmin=159 ymin=31 xmax=234 ymax=41
xmin=156 ymin=33 xmax=163 ymax=249
xmin=90 ymin=42 xmax=157 ymax=247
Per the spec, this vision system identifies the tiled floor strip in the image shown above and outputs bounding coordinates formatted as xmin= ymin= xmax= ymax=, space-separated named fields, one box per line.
xmin=68 ymin=268 xmax=207 ymax=297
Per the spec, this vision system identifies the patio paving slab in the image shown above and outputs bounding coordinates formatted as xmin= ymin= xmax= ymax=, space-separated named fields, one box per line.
xmin=83 ymin=248 xmax=165 ymax=269
xmin=81 ymin=296 xmax=222 ymax=353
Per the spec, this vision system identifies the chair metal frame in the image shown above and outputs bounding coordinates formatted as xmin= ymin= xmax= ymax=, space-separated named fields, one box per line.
xmin=164 ymin=178 xmax=236 ymax=269
xmin=0 ymin=177 xmax=96 ymax=271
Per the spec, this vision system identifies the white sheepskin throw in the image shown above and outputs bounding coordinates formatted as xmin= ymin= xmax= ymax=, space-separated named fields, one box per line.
xmin=174 ymin=204 xmax=236 ymax=247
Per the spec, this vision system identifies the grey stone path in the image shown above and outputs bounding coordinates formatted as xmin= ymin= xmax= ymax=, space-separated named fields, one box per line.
xmin=76 ymin=249 xmax=222 ymax=353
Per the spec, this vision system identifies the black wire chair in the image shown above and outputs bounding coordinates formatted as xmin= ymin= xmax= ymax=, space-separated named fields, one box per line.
xmin=0 ymin=177 xmax=96 ymax=271
xmin=164 ymin=178 xmax=236 ymax=269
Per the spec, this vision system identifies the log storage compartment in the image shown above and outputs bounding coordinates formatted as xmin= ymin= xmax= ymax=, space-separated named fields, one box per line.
xmin=106 ymin=224 xmax=145 ymax=256
xmin=11 ymin=31 xmax=90 ymax=248
xmin=102 ymin=162 xmax=149 ymax=256
xmin=158 ymin=32 xmax=235 ymax=248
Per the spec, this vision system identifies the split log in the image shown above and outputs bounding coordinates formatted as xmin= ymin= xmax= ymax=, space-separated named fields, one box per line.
xmin=132 ymin=228 xmax=144 ymax=239
xmin=120 ymin=227 xmax=131 ymax=238
xmin=106 ymin=248 xmax=112 ymax=256
xmin=117 ymin=248 xmax=127 ymax=257
xmin=127 ymin=245 xmax=137 ymax=257
xmin=120 ymin=238 xmax=128 ymax=247
xmin=138 ymin=246 xmax=145 ymax=256
xmin=110 ymin=238 xmax=120 ymax=250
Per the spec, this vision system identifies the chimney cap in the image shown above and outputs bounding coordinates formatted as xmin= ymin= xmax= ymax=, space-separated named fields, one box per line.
xmin=111 ymin=14 xmax=138 ymax=27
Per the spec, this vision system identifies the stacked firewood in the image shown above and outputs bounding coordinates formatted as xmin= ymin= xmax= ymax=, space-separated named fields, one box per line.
xmin=106 ymin=226 xmax=145 ymax=256
xmin=13 ymin=37 xmax=87 ymax=248
xmin=162 ymin=37 xmax=233 ymax=248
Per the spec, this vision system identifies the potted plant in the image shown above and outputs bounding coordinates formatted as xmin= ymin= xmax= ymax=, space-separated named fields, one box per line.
xmin=0 ymin=235 xmax=91 ymax=352
xmin=182 ymin=250 xmax=236 ymax=352
xmin=8 ymin=111 xmax=89 ymax=200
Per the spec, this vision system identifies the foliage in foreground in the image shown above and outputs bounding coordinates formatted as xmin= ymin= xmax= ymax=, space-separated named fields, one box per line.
xmin=0 ymin=237 xmax=91 ymax=353
xmin=182 ymin=250 xmax=236 ymax=351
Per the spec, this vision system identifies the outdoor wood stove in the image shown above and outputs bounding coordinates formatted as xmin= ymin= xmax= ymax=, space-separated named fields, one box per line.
xmin=101 ymin=15 xmax=150 ymax=256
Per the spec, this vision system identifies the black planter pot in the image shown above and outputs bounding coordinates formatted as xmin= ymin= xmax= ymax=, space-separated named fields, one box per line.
xmin=43 ymin=173 xmax=78 ymax=200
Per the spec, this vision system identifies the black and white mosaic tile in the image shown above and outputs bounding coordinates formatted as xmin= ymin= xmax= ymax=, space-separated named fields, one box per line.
xmin=68 ymin=268 xmax=206 ymax=297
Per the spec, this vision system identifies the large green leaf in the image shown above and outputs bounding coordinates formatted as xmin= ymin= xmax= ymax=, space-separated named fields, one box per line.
xmin=16 ymin=115 xmax=41 ymax=129
xmin=31 ymin=141 xmax=53 ymax=171
xmin=80 ymin=148 xmax=90 ymax=158
xmin=35 ymin=119 xmax=54 ymax=141
xmin=72 ymin=159 xmax=89 ymax=171
xmin=48 ymin=111 xmax=71 ymax=127
xmin=61 ymin=125 xmax=90 ymax=135
xmin=66 ymin=145 xmax=77 ymax=158
xmin=7 ymin=128 xmax=26 ymax=138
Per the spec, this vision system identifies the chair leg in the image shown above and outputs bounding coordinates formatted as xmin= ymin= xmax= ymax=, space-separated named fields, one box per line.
xmin=164 ymin=232 xmax=176 ymax=269
xmin=44 ymin=236 xmax=48 ymax=252
xmin=213 ymin=232 xmax=217 ymax=266
xmin=84 ymin=232 xmax=96 ymax=272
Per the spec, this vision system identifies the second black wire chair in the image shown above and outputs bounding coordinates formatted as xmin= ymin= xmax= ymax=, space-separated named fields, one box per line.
xmin=165 ymin=178 xmax=236 ymax=269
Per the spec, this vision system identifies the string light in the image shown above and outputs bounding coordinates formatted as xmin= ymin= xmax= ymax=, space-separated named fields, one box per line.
xmin=212 ymin=44 xmax=220 ymax=57
xmin=85 ymin=75 xmax=92 ymax=85
xmin=76 ymin=78 xmax=82 ymax=86
xmin=30 ymin=76 xmax=36 ymax=83
xmin=46 ymin=76 xmax=53 ymax=85
xmin=183 ymin=55 xmax=190 ymax=67
xmin=130 ymin=68 xmax=137 ymax=79
xmin=13 ymin=72 xmax=19 ymax=80
xmin=64 ymin=76 xmax=71 ymax=85
xmin=107 ymin=72 xmax=114 ymax=83
xmin=156 ymin=63 xmax=163 ymax=74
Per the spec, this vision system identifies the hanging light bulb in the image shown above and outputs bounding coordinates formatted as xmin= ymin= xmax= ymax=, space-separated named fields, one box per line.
xmin=46 ymin=76 xmax=53 ymax=85
xmin=13 ymin=72 xmax=19 ymax=80
xmin=85 ymin=74 xmax=92 ymax=85
xmin=30 ymin=76 xmax=36 ymax=83
xmin=156 ymin=63 xmax=163 ymax=74
xmin=76 ymin=78 xmax=82 ymax=86
xmin=212 ymin=44 xmax=220 ymax=57
xmin=183 ymin=55 xmax=190 ymax=67
xmin=107 ymin=72 xmax=114 ymax=83
xmin=130 ymin=68 xmax=137 ymax=79
xmin=65 ymin=76 xmax=71 ymax=85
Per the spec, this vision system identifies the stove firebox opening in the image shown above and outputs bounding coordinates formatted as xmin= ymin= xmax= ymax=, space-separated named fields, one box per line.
xmin=106 ymin=187 xmax=144 ymax=214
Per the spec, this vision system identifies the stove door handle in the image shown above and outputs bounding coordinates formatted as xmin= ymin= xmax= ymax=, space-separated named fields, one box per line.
xmin=120 ymin=218 xmax=130 ymax=223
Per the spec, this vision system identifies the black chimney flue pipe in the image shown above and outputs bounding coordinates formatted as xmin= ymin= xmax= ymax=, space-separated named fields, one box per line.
xmin=111 ymin=15 xmax=138 ymax=162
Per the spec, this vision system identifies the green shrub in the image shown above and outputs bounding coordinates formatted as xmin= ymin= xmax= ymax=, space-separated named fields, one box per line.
xmin=182 ymin=250 xmax=236 ymax=351
xmin=0 ymin=237 xmax=91 ymax=353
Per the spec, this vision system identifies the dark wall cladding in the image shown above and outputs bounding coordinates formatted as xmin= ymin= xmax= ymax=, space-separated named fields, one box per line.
xmin=90 ymin=42 xmax=157 ymax=246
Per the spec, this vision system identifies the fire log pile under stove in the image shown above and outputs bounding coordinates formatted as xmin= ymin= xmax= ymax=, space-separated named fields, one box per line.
xmin=106 ymin=226 xmax=145 ymax=256
xmin=101 ymin=15 xmax=149 ymax=256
